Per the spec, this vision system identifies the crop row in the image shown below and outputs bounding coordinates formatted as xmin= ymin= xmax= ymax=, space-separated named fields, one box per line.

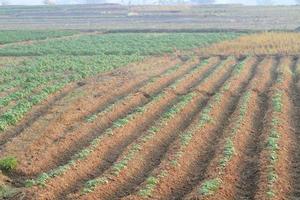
xmin=81 ymin=92 xmax=197 ymax=194
xmin=0 ymin=33 xmax=236 ymax=132
xmin=84 ymin=62 xmax=183 ymax=123
xmin=8 ymin=57 xmax=206 ymax=178
xmin=65 ymin=55 xmax=237 ymax=200
xmin=18 ymin=59 xmax=197 ymax=173
xmin=198 ymin=91 xmax=252 ymax=196
xmin=23 ymin=57 xmax=233 ymax=199
xmin=0 ymin=33 xmax=238 ymax=56
xmin=261 ymin=57 xmax=294 ymax=199
xmin=194 ymin=57 xmax=274 ymax=200
xmin=83 ymin=55 xmax=208 ymax=124
xmin=0 ymin=81 xmax=67 ymax=131
xmin=24 ymin=58 xmax=213 ymax=187
xmin=0 ymin=55 xmax=142 ymax=132
xmin=25 ymin=92 xmax=166 ymax=187
xmin=134 ymin=57 xmax=251 ymax=199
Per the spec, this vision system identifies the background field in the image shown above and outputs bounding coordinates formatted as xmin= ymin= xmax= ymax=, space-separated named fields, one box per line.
xmin=0 ymin=4 xmax=299 ymax=30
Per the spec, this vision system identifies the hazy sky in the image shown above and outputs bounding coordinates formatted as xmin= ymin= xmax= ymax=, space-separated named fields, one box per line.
xmin=2 ymin=0 xmax=299 ymax=5
xmin=216 ymin=0 xmax=297 ymax=5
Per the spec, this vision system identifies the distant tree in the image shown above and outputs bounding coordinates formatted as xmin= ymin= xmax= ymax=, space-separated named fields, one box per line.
xmin=44 ymin=0 xmax=56 ymax=5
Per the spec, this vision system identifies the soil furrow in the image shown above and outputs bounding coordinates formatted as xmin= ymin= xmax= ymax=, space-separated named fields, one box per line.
xmin=254 ymin=56 xmax=295 ymax=200
xmin=183 ymin=57 xmax=275 ymax=200
xmin=71 ymin=91 xmax=208 ymax=200
xmin=118 ymin=56 xmax=258 ymax=200
xmin=0 ymin=83 xmax=79 ymax=146
xmin=0 ymin=56 xmax=180 ymax=162
xmin=231 ymin=57 xmax=278 ymax=200
xmin=161 ymin=56 xmax=259 ymax=200
xmin=180 ymin=55 xmax=273 ymax=200
xmin=23 ymin=57 xmax=227 ymax=199
xmin=10 ymin=58 xmax=193 ymax=175
xmin=64 ymin=57 xmax=237 ymax=200
xmin=287 ymin=57 xmax=300 ymax=200
xmin=16 ymin=57 xmax=215 ymax=176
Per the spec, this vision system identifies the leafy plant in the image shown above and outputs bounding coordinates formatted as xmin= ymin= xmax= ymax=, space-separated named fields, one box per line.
xmin=220 ymin=139 xmax=235 ymax=167
xmin=199 ymin=178 xmax=222 ymax=196
xmin=272 ymin=92 xmax=283 ymax=112
xmin=138 ymin=176 xmax=159 ymax=197
xmin=0 ymin=156 xmax=17 ymax=172
xmin=0 ymin=184 xmax=19 ymax=199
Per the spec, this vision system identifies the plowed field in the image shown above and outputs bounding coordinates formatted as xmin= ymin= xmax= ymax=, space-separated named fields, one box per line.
xmin=0 ymin=32 xmax=300 ymax=200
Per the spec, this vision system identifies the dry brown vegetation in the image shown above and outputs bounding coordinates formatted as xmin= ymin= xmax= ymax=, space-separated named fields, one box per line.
xmin=199 ymin=32 xmax=300 ymax=56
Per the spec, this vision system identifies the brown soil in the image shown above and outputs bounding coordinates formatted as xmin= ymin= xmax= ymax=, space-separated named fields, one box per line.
xmin=66 ymin=56 xmax=236 ymax=200
xmin=16 ymin=57 xmax=203 ymax=176
xmin=22 ymin=56 xmax=222 ymax=200
xmin=149 ymin=57 xmax=257 ymax=200
xmin=120 ymin=57 xmax=257 ymax=200
xmin=230 ymin=57 xmax=276 ymax=200
xmin=289 ymin=57 xmax=300 ymax=200
xmin=3 ymin=54 xmax=300 ymax=200
xmin=185 ymin=57 xmax=275 ymax=200
xmin=0 ymin=55 xmax=179 ymax=175
xmin=6 ymin=56 xmax=185 ymax=176
xmin=255 ymin=56 xmax=295 ymax=200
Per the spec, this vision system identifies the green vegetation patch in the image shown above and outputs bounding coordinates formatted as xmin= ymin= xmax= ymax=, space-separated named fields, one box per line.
xmin=199 ymin=178 xmax=222 ymax=196
xmin=0 ymin=184 xmax=20 ymax=199
xmin=0 ymin=156 xmax=17 ymax=172
xmin=0 ymin=32 xmax=235 ymax=133
xmin=0 ymin=30 xmax=78 ymax=45
xmin=0 ymin=33 xmax=238 ymax=56
xmin=272 ymin=91 xmax=283 ymax=113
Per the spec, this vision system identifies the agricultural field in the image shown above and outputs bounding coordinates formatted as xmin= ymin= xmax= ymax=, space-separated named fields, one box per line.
xmin=0 ymin=29 xmax=300 ymax=200
xmin=0 ymin=4 xmax=300 ymax=30
xmin=0 ymin=4 xmax=300 ymax=200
